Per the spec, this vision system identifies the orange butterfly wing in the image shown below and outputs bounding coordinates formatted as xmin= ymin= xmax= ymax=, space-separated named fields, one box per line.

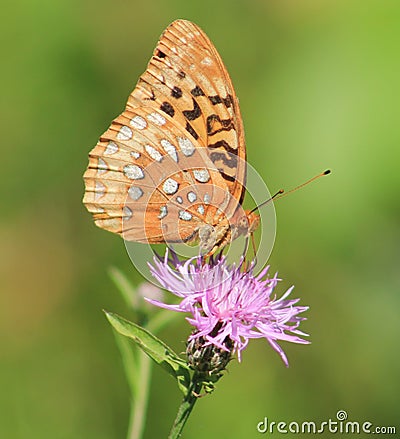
xmin=83 ymin=20 xmax=247 ymax=247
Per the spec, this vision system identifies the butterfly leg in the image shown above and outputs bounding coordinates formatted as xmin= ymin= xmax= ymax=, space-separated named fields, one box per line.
xmin=199 ymin=224 xmax=217 ymax=257
xmin=240 ymin=235 xmax=249 ymax=271
xmin=241 ymin=232 xmax=258 ymax=271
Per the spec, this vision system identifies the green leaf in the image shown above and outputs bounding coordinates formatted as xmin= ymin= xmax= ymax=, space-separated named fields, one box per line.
xmin=105 ymin=311 xmax=191 ymax=394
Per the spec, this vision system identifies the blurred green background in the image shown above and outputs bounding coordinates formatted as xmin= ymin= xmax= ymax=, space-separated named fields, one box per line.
xmin=1 ymin=0 xmax=399 ymax=437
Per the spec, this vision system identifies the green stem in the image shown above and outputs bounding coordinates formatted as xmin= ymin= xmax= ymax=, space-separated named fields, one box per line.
xmin=168 ymin=377 xmax=203 ymax=439
xmin=126 ymin=350 xmax=152 ymax=439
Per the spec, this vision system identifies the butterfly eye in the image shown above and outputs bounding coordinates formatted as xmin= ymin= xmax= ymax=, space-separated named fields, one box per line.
xmin=247 ymin=213 xmax=260 ymax=234
xmin=238 ymin=216 xmax=249 ymax=231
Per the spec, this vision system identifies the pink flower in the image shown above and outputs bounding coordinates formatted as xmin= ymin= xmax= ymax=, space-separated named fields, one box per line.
xmin=147 ymin=251 xmax=309 ymax=366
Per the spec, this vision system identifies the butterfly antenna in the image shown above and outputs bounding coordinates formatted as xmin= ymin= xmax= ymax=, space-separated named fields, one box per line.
xmin=250 ymin=169 xmax=331 ymax=213
xmin=249 ymin=189 xmax=284 ymax=214
xmin=274 ymin=169 xmax=331 ymax=201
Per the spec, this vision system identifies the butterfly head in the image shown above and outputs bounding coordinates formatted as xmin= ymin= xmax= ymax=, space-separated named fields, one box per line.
xmin=245 ymin=210 xmax=261 ymax=234
xmin=231 ymin=210 xmax=260 ymax=239
xmin=235 ymin=210 xmax=260 ymax=236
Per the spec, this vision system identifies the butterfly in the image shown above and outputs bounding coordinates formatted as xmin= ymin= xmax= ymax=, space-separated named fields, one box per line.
xmin=83 ymin=19 xmax=260 ymax=255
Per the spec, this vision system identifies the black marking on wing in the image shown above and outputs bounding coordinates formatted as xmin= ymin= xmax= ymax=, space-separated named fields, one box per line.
xmin=178 ymin=70 xmax=186 ymax=79
xmin=210 ymin=151 xmax=238 ymax=169
xmin=223 ymin=95 xmax=233 ymax=108
xmin=171 ymin=86 xmax=183 ymax=99
xmin=144 ymin=88 xmax=156 ymax=101
xmin=183 ymin=98 xmax=202 ymax=121
xmin=191 ymin=86 xmax=205 ymax=97
xmin=156 ymin=50 xmax=167 ymax=58
xmin=208 ymin=95 xmax=222 ymax=105
xmin=218 ymin=171 xmax=236 ymax=182
xmin=185 ymin=122 xmax=199 ymax=140
xmin=208 ymin=94 xmax=233 ymax=108
xmin=160 ymin=101 xmax=175 ymax=117
xmin=206 ymin=115 xmax=234 ymax=135
xmin=208 ymin=139 xmax=238 ymax=155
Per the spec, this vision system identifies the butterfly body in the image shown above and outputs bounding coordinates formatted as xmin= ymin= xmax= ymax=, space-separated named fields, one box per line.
xmin=83 ymin=20 xmax=259 ymax=255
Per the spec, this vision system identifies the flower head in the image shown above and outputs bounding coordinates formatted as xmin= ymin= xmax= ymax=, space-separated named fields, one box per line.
xmin=147 ymin=250 xmax=309 ymax=366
